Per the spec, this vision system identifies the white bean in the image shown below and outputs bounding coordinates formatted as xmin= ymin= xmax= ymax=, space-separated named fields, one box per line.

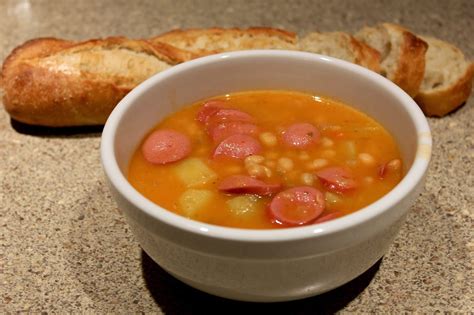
xmin=245 ymin=155 xmax=265 ymax=165
xmin=259 ymin=132 xmax=278 ymax=147
xmin=247 ymin=163 xmax=271 ymax=178
xmin=321 ymin=137 xmax=334 ymax=147
xmin=247 ymin=164 xmax=264 ymax=178
xmin=312 ymin=158 xmax=329 ymax=169
xmin=277 ymin=157 xmax=294 ymax=172
xmin=263 ymin=166 xmax=272 ymax=178
xmin=301 ymin=173 xmax=314 ymax=185
xmin=387 ymin=159 xmax=401 ymax=171
xmin=358 ymin=152 xmax=376 ymax=166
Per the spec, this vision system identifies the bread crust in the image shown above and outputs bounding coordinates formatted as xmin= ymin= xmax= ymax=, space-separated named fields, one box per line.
xmin=415 ymin=62 xmax=474 ymax=116
xmin=151 ymin=27 xmax=298 ymax=56
xmin=1 ymin=28 xmax=298 ymax=126
xmin=413 ymin=35 xmax=474 ymax=116
xmin=348 ymin=35 xmax=382 ymax=73
xmin=299 ymin=32 xmax=381 ymax=73
xmin=2 ymin=61 xmax=128 ymax=126
xmin=355 ymin=23 xmax=428 ymax=97
xmin=1 ymin=37 xmax=194 ymax=126
xmin=383 ymin=23 xmax=428 ymax=97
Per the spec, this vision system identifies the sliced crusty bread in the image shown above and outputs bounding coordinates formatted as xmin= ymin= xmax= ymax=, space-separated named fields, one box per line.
xmin=414 ymin=36 xmax=474 ymax=117
xmin=355 ymin=23 xmax=428 ymax=97
xmin=154 ymin=28 xmax=381 ymax=73
xmin=150 ymin=27 xmax=298 ymax=56
xmin=1 ymin=37 xmax=192 ymax=126
xmin=298 ymin=31 xmax=381 ymax=73
xmin=2 ymin=26 xmax=472 ymax=126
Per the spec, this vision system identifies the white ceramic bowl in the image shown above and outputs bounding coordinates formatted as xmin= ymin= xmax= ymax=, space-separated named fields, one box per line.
xmin=101 ymin=50 xmax=431 ymax=302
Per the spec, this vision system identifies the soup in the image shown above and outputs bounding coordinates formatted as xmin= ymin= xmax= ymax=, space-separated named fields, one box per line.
xmin=128 ymin=90 xmax=403 ymax=229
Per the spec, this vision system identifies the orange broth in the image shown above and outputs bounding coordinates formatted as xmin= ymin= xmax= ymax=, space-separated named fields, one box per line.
xmin=128 ymin=90 xmax=403 ymax=229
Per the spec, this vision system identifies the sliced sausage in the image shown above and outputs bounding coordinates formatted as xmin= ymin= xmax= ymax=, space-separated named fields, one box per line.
xmin=281 ymin=123 xmax=320 ymax=149
xmin=196 ymin=100 xmax=226 ymax=123
xmin=378 ymin=159 xmax=402 ymax=179
xmin=314 ymin=211 xmax=342 ymax=224
xmin=218 ymin=175 xmax=281 ymax=196
xmin=268 ymin=186 xmax=325 ymax=226
xmin=213 ymin=134 xmax=262 ymax=159
xmin=208 ymin=121 xmax=259 ymax=143
xmin=142 ymin=130 xmax=192 ymax=164
xmin=377 ymin=163 xmax=387 ymax=179
xmin=206 ymin=108 xmax=254 ymax=128
xmin=315 ymin=167 xmax=358 ymax=193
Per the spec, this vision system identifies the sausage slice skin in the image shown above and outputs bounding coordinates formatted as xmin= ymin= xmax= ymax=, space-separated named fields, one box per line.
xmin=281 ymin=123 xmax=320 ymax=149
xmin=196 ymin=100 xmax=226 ymax=123
xmin=206 ymin=108 xmax=254 ymax=128
xmin=218 ymin=175 xmax=281 ymax=196
xmin=268 ymin=186 xmax=325 ymax=226
xmin=315 ymin=167 xmax=358 ymax=193
xmin=213 ymin=134 xmax=262 ymax=159
xmin=142 ymin=130 xmax=192 ymax=164
xmin=208 ymin=121 xmax=259 ymax=143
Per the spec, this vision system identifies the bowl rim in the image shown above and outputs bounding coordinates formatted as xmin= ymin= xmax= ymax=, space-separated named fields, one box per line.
xmin=101 ymin=50 xmax=432 ymax=243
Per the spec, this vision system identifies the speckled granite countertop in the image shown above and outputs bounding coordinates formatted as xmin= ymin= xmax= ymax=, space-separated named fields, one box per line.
xmin=1 ymin=0 xmax=473 ymax=313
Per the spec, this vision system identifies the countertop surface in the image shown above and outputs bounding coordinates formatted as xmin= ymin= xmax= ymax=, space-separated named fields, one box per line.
xmin=1 ymin=0 xmax=473 ymax=313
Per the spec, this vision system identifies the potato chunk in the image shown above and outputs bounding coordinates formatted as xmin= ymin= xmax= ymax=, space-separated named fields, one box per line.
xmin=325 ymin=191 xmax=342 ymax=205
xmin=226 ymin=195 xmax=262 ymax=216
xmin=178 ymin=189 xmax=213 ymax=217
xmin=174 ymin=158 xmax=217 ymax=187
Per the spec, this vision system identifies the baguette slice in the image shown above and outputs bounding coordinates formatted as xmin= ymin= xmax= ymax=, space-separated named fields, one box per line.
xmin=355 ymin=23 xmax=428 ymax=97
xmin=414 ymin=36 xmax=474 ymax=116
xmin=298 ymin=32 xmax=381 ymax=73
xmin=1 ymin=37 xmax=194 ymax=126
xmin=151 ymin=27 xmax=298 ymax=56
xmin=154 ymin=28 xmax=381 ymax=73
